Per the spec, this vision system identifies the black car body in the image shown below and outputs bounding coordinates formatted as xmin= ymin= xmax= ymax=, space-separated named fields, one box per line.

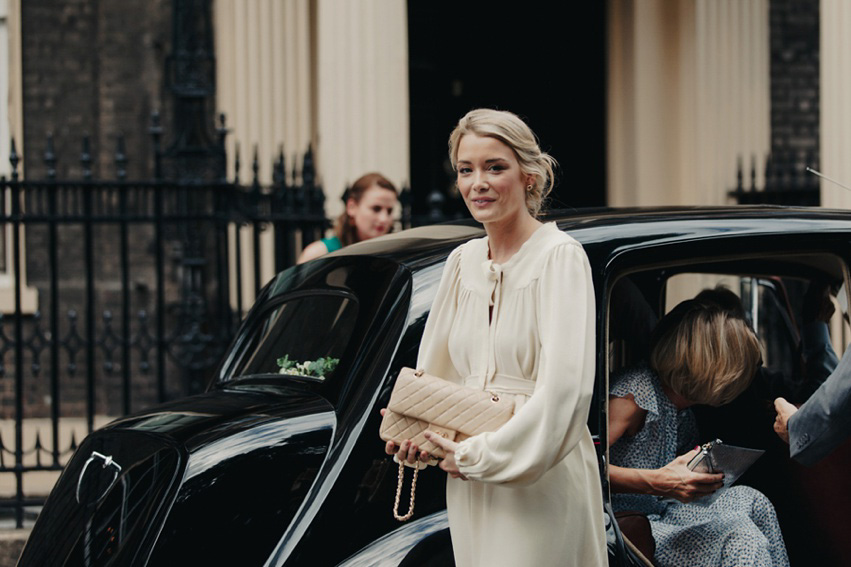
xmin=19 ymin=206 xmax=851 ymax=566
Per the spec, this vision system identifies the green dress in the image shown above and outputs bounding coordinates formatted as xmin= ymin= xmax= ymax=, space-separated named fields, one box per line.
xmin=321 ymin=236 xmax=342 ymax=252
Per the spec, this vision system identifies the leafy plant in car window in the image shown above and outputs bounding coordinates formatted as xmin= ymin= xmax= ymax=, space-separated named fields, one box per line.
xmin=234 ymin=294 xmax=358 ymax=381
xmin=276 ymin=355 xmax=340 ymax=380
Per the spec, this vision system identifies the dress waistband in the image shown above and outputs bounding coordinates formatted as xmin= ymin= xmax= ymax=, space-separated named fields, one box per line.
xmin=463 ymin=374 xmax=536 ymax=397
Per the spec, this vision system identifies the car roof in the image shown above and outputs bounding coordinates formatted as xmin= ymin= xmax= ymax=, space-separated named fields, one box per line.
xmin=329 ymin=205 xmax=851 ymax=273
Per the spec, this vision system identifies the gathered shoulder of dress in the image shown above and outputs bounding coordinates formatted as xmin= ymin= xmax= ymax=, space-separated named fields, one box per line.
xmin=416 ymin=222 xmax=606 ymax=567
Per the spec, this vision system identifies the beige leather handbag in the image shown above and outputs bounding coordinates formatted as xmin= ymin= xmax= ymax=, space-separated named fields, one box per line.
xmin=379 ymin=367 xmax=515 ymax=520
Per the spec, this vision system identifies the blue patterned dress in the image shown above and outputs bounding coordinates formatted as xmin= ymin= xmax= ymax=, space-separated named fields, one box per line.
xmin=609 ymin=363 xmax=789 ymax=567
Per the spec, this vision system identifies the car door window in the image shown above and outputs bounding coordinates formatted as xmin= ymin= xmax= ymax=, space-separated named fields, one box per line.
xmin=231 ymin=293 xmax=359 ymax=381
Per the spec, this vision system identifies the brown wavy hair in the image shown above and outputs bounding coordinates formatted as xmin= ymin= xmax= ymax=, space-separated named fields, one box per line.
xmin=334 ymin=172 xmax=398 ymax=246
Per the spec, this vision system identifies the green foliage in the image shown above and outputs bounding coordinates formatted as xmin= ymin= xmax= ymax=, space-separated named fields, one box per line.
xmin=276 ymin=355 xmax=340 ymax=379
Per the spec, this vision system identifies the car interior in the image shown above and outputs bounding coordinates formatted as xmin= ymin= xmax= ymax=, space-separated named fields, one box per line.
xmin=607 ymin=251 xmax=851 ymax=566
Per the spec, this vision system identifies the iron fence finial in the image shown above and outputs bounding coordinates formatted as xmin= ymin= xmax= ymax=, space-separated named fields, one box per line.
xmin=44 ymin=135 xmax=56 ymax=181
xmin=80 ymin=136 xmax=92 ymax=181
xmin=115 ymin=135 xmax=128 ymax=181
xmin=9 ymin=137 xmax=19 ymax=181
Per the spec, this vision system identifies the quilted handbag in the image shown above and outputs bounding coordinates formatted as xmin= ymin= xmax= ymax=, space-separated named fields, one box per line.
xmin=379 ymin=367 xmax=516 ymax=520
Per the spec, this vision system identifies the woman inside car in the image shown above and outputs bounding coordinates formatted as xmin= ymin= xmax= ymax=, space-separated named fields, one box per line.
xmin=385 ymin=108 xmax=606 ymax=566
xmin=297 ymin=172 xmax=398 ymax=263
xmin=609 ymin=299 xmax=789 ymax=566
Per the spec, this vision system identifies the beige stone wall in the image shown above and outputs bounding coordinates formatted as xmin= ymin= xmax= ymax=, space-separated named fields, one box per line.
xmin=0 ymin=0 xmax=36 ymax=314
xmin=214 ymin=0 xmax=315 ymax=183
xmin=316 ymin=0 xmax=409 ymax=221
xmin=820 ymin=0 xmax=851 ymax=210
xmin=213 ymin=0 xmax=409 ymax=208
xmin=607 ymin=0 xmax=770 ymax=207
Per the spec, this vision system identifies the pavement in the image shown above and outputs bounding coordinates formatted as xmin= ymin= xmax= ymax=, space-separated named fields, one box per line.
xmin=0 ymin=416 xmax=115 ymax=566
xmin=0 ymin=532 xmax=25 ymax=567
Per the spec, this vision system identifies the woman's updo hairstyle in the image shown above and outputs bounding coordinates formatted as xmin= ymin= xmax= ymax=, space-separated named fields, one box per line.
xmin=448 ymin=108 xmax=557 ymax=218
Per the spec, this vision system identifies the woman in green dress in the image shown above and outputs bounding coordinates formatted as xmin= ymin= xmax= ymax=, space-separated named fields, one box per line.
xmin=297 ymin=172 xmax=398 ymax=263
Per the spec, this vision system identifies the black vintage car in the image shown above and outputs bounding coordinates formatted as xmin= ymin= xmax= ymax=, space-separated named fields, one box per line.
xmin=18 ymin=207 xmax=851 ymax=566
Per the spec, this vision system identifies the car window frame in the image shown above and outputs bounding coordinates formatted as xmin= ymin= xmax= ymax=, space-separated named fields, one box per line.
xmin=225 ymin=289 xmax=360 ymax=381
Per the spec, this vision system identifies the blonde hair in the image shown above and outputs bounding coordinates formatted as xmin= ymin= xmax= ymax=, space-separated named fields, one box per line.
xmin=650 ymin=300 xmax=761 ymax=406
xmin=448 ymin=108 xmax=557 ymax=218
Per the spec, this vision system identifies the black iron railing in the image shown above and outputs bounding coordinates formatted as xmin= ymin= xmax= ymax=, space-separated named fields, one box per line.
xmin=729 ymin=152 xmax=820 ymax=206
xmin=0 ymin=129 xmax=329 ymax=527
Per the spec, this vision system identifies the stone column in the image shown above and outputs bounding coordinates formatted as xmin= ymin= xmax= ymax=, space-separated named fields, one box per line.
xmin=607 ymin=0 xmax=770 ymax=207
xmin=316 ymin=0 xmax=409 ymax=219
xmin=0 ymin=0 xmax=36 ymax=314
xmin=214 ymin=0 xmax=314 ymax=181
xmin=820 ymin=0 xmax=851 ymax=209
xmin=214 ymin=0 xmax=315 ymax=304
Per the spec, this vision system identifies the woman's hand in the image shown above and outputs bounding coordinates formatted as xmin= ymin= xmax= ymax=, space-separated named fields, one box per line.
xmin=424 ymin=431 xmax=467 ymax=480
xmin=650 ymin=449 xmax=724 ymax=503
xmin=380 ymin=408 xmax=430 ymax=465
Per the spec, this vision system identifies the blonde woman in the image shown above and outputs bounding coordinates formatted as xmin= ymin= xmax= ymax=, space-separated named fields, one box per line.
xmin=385 ymin=109 xmax=606 ymax=566
xmin=609 ymin=299 xmax=789 ymax=566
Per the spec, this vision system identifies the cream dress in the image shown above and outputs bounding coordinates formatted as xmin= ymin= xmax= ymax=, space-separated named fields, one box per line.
xmin=416 ymin=222 xmax=606 ymax=567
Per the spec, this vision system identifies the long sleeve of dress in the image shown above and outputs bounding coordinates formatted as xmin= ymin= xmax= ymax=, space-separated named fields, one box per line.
xmin=454 ymin=241 xmax=597 ymax=485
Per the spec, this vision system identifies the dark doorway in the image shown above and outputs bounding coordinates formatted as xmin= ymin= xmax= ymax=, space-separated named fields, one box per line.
xmin=408 ymin=3 xmax=607 ymax=217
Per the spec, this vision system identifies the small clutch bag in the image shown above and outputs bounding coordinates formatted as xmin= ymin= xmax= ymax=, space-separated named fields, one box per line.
xmin=379 ymin=367 xmax=516 ymax=458
xmin=687 ymin=439 xmax=765 ymax=503
xmin=687 ymin=439 xmax=722 ymax=473
xmin=378 ymin=367 xmax=516 ymax=520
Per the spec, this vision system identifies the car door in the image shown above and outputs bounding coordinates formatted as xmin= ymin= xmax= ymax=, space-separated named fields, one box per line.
xmin=601 ymin=232 xmax=851 ymax=567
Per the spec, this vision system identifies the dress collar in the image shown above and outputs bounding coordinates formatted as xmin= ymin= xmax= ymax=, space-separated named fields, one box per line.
xmin=479 ymin=222 xmax=555 ymax=280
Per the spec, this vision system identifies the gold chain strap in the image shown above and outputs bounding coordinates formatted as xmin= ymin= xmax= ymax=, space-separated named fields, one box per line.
xmin=392 ymin=460 xmax=418 ymax=521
